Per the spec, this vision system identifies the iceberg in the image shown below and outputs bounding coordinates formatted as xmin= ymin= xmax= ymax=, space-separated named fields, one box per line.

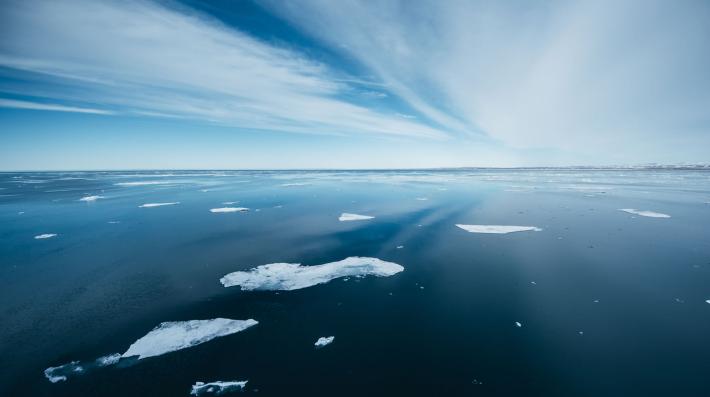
xmin=138 ymin=202 xmax=180 ymax=208
xmin=618 ymin=208 xmax=671 ymax=218
xmin=339 ymin=213 xmax=374 ymax=221
xmin=315 ymin=336 xmax=334 ymax=347
xmin=79 ymin=195 xmax=104 ymax=202
xmin=220 ymin=257 xmax=404 ymax=291
xmin=34 ymin=233 xmax=57 ymax=239
xmin=210 ymin=207 xmax=249 ymax=213
xmin=122 ymin=318 xmax=258 ymax=360
xmin=191 ymin=381 xmax=248 ymax=395
xmin=456 ymin=224 xmax=542 ymax=234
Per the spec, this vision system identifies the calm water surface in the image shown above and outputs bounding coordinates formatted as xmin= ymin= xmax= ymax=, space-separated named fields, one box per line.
xmin=1 ymin=170 xmax=709 ymax=396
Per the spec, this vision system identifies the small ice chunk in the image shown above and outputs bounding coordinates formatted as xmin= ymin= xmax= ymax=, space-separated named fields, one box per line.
xmin=315 ymin=336 xmax=334 ymax=347
xmin=191 ymin=381 xmax=248 ymax=396
xmin=35 ymin=233 xmax=57 ymax=239
xmin=456 ymin=224 xmax=542 ymax=234
xmin=515 ymin=322 xmax=522 ymax=328
xmin=221 ymin=257 xmax=404 ymax=291
xmin=618 ymin=209 xmax=670 ymax=218
xmin=138 ymin=202 xmax=179 ymax=208
xmin=210 ymin=207 xmax=249 ymax=213
xmin=222 ymin=201 xmax=238 ymax=205
xmin=578 ymin=331 xmax=584 ymax=335
xmin=122 ymin=318 xmax=258 ymax=360
xmin=339 ymin=213 xmax=374 ymax=221
xmin=95 ymin=353 xmax=121 ymax=367
xmin=79 ymin=195 xmax=104 ymax=202
xmin=281 ymin=182 xmax=310 ymax=187
xmin=396 ymin=245 xmax=404 ymax=249
xmin=415 ymin=197 xmax=429 ymax=201
xmin=44 ymin=361 xmax=80 ymax=383
xmin=115 ymin=181 xmax=174 ymax=186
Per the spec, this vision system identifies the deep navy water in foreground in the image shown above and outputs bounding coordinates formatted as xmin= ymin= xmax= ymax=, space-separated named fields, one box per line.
xmin=1 ymin=169 xmax=710 ymax=397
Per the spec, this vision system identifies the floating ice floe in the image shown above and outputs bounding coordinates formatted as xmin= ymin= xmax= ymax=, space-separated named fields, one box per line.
xmin=34 ymin=233 xmax=57 ymax=239
xmin=210 ymin=207 xmax=249 ymax=213
xmin=705 ymin=299 xmax=710 ymax=305
xmin=115 ymin=181 xmax=176 ymax=186
xmin=456 ymin=224 xmax=542 ymax=234
xmin=339 ymin=213 xmax=374 ymax=222
xmin=415 ymin=197 xmax=429 ymax=201
xmin=396 ymin=245 xmax=404 ymax=249
xmin=191 ymin=381 xmax=248 ymax=396
xmin=515 ymin=322 xmax=522 ymax=328
xmin=96 ymin=353 xmax=121 ymax=366
xmin=618 ymin=208 xmax=671 ymax=218
xmin=44 ymin=361 xmax=81 ymax=383
xmin=281 ymin=182 xmax=311 ymax=187
xmin=79 ymin=195 xmax=104 ymax=202
xmin=138 ymin=202 xmax=179 ymax=208
xmin=315 ymin=336 xmax=334 ymax=348
xmin=122 ymin=318 xmax=258 ymax=360
xmin=220 ymin=257 xmax=404 ymax=291
xmin=222 ymin=201 xmax=238 ymax=205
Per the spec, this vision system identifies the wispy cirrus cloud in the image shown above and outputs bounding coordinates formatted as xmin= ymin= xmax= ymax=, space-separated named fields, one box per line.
xmin=263 ymin=0 xmax=710 ymax=160
xmin=0 ymin=98 xmax=113 ymax=115
xmin=0 ymin=0 xmax=447 ymax=139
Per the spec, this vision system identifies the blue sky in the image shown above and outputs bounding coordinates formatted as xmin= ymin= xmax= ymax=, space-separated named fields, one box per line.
xmin=1 ymin=0 xmax=709 ymax=170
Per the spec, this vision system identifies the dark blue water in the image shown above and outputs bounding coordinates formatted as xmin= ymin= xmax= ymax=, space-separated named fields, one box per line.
xmin=1 ymin=170 xmax=709 ymax=396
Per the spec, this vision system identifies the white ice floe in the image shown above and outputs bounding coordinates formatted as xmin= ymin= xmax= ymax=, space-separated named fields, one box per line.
xmin=415 ymin=197 xmax=429 ymax=201
xmin=138 ymin=202 xmax=179 ymax=208
xmin=281 ymin=182 xmax=311 ymax=187
xmin=115 ymin=181 xmax=176 ymax=186
xmin=79 ymin=195 xmax=104 ymax=202
xmin=191 ymin=381 xmax=248 ymax=396
xmin=44 ymin=361 xmax=80 ymax=383
xmin=222 ymin=201 xmax=238 ymax=205
xmin=315 ymin=336 xmax=334 ymax=348
xmin=456 ymin=224 xmax=542 ymax=234
xmin=210 ymin=207 xmax=249 ymax=213
xmin=34 ymin=233 xmax=57 ymax=239
xmin=339 ymin=213 xmax=374 ymax=222
xmin=122 ymin=318 xmax=258 ymax=360
xmin=618 ymin=208 xmax=671 ymax=218
xmin=95 ymin=353 xmax=121 ymax=367
xmin=706 ymin=300 xmax=710 ymax=305
xmin=220 ymin=257 xmax=404 ymax=291
xmin=515 ymin=322 xmax=522 ymax=328
xmin=396 ymin=245 xmax=404 ymax=249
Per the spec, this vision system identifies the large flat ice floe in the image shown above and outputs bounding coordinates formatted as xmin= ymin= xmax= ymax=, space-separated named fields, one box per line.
xmin=315 ymin=336 xmax=334 ymax=347
xmin=220 ymin=257 xmax=404 ymax=291
xmin=456 ymin=224 xmax=542 ymax=234
xmin=122 ymin=318 xmax=258 ymax=359
xmin=191 ymin=381 xmax=248 ymax=395
xmin=79 ymin=195 xmax=104 ymax=202
xmin=618 ymin=208 xmax=671 ymax=218
xmin=339 ymin=213 xmax=374 ymax=221
xmin=138 ymin=202 xmax=180 ymax=208
xmin=210 ymin=207 xmax=249 ymax=213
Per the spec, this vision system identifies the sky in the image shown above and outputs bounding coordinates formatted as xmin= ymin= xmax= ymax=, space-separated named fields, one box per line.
xmin=1 ymin=0 xmax=709 ymax=170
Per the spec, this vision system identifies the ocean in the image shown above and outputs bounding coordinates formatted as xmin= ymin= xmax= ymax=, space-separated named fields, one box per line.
xmin=1 ymin=169 xmax=709 ymax=396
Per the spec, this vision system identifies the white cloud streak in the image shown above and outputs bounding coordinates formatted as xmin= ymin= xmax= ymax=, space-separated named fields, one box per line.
xmin=0 ymin=0 xmax=447 ymax=139
xmin=263 ymin=0 xmax=710 ymax=159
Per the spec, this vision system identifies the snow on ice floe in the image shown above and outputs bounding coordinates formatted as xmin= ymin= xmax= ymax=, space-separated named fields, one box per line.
xmin=456 ymin=225 xmax=542 ymax=234
xmin=138 ymin=202 xmax=180 ymax=208
xmin=96 ymin=353 xmax=121 ymax=366
xmin=315 ymin=336 xmax=334 ymax=348
xmin=210 ymin=207 xmax=249 ymax=213
xmin=191 ymin=381 xmax=248 ymax=396
xmin=122 ymin=318 xmax=258 ymax=360
xmin=220 ymin=257 xmax=404 ymax=291
xmin=618 ymin=208 xmax=671 ymax=218
xmin=44 ymin=361 xmax=81 ymax=383
xmin=79 ymin=195 xmax=104 ymax=202
xmin=34 ymin=233 xmax=57 ymax=239
xmin=339 ymin=213 xmax=374 ymax=221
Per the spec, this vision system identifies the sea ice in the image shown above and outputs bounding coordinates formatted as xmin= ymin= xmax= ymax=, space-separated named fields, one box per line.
xmin=115 ymin=181 xmax=175 ymax=186
xmin=515 ymin=322 xmax=522 ymax=328
xmin=315 ymin=336 xmax=334 ymax=347
xmin=618 ymin=208 xmax=671 ymax=218
xmin=34 ymin=233 xmax=57 ymax=239
xmin=138 ymin=202 xmax=179 ymax=208
xmin=456 ymin=224 xmax=542 ymax=234
xmin=191 ymin=381 xmax=248 ymax=396
xmin=79 ymin=195 xmax=104 ymax=202
xmin=210 ymin=207 xmax=249 ymax=213
xmin=339 ymin=213 xmax=374 ymax=221
xmin=122 ymin=318 xmax=258 ymax=360
xmin=44 ymin=361 xmax=80 ymax=383
xmin=95 ymin=353 xmax=121 ymax=366
xmin=220 ymin=257 xmax=404 ymax=291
